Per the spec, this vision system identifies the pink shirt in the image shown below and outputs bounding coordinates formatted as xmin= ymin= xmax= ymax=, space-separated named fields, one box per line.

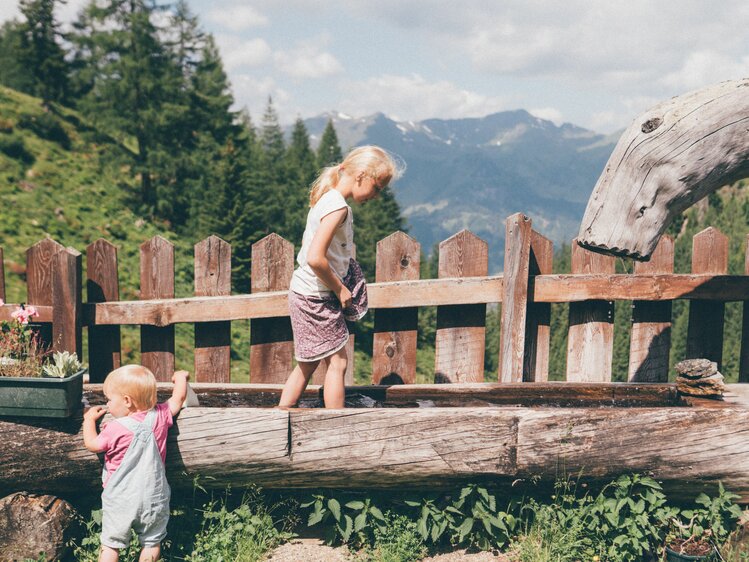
xmin=96 ymin=402 xmax=174 ymax=487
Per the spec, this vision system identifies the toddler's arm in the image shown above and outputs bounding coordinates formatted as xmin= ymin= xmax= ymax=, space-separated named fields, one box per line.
xmin=83 ymin=406 xmax=107 ymax=453
xmin=307 ymin=208 xmax=352 ymax=307
xmin=168 ymin=370 xmax=190 ymax=417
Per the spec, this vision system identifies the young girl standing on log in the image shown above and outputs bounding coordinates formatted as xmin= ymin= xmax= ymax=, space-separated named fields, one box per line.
xmin=278 ymin=145 xmax=403 ymax=409
xmin=83 ymin=365 xmax=188 ymax=562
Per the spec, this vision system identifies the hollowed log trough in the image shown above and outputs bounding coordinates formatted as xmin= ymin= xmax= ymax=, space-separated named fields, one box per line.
xmin=2 ymin=383 xmax=749 ymax=502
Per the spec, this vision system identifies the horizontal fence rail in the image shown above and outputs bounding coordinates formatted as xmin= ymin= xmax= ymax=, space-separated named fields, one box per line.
xmin=1 ymin=214 xmax=749 ymax=385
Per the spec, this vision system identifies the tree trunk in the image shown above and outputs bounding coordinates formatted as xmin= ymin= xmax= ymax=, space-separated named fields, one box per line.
xmin=0 ymin=492 xmax=76 ymax=562
xmin=578 ymin=78 xmax=749 ymax=260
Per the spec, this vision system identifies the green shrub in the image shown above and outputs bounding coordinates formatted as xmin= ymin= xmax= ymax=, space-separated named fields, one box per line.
xmin=359 ymin=511 xmax=426 ymax=562
xmin=17 ymin=112 xmax=70 ymax=149
xmin=0 ymin=133 xmax=33 ymax=163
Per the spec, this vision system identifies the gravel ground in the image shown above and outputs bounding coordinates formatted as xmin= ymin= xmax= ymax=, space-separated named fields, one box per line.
xmin=265 ymin=538 xmax=514 ymax=561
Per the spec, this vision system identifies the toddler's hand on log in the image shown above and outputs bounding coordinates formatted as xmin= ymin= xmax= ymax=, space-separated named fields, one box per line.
xmin=84 ymin=405 xmax=106 ymax=422
xmin=172 ymin=370 xmax=190 ymax=384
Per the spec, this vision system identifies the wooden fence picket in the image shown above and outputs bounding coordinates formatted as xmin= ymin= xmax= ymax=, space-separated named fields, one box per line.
xmin=194 ymin=236 xmax=231 ymax=383
xmin=140 ymin=236 xmax=175 ymax=381
xmin=741 ymin=235 xmax=749 ymax=383
xmin=434 ymin=229 xmax=488 ymax=383
xmin=687 ymin=227 xmax=728 ymax=367
xmin=86 ymin=239 xmax=121 ymax=382
xmin=566 ymin=240 xmax=615 ymax=381
xmin=0 ymin=247 xmax=5 ymax=302
xmin=26 ymin=238 xmax=64 ymax=348
xmin=52 ymin=247 xmax=82 ymax=357
xmin=250 ymin=234 xmax=294 ymax=384
xmin=372 ymin=231 xmax=420 ymax=384
xmin=523 ymin=231 xmax=553 ymax=381
xmin=499 ymin=213 xmax=532 ymax=383
xmin=628 ymin=236 xmax=674 ymax=382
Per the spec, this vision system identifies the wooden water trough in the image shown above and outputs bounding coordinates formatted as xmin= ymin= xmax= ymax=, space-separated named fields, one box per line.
xmin=2 ymin=213 xmax=749 ymax=503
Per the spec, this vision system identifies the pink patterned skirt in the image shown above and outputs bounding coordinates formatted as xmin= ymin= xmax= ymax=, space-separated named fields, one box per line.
xmin=289 ymin=259 xmax=368 ymax=362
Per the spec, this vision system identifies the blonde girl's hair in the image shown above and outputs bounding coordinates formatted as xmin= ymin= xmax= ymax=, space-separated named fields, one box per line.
xmin=309 ymin=145 xmax=405 ymax=207
xmin=103 ymin=364 xmax=157 ymax=411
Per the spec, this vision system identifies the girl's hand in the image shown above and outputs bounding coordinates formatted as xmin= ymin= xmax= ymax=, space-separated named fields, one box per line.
xmin=84 ymin=405 xmax=107 ymax=422
xmin=337 ymin=285 xmax=352 ymax=309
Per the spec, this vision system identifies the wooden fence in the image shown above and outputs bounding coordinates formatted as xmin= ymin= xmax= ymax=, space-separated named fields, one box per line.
xmin=2 ymin=212 xmax=749 ymax=385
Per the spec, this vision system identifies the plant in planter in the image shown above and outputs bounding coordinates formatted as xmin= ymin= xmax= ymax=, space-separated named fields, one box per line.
xmin=665 ymin=483 xmax=743 ymax=561
xmin=0 ymin=299 xmax=86 ymax=417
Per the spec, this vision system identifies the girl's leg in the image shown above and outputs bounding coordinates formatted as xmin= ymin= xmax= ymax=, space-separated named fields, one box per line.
xmin=323 ymin=347 xmax=347 ymax=408
xmin=278 ymin=360 xmax=320 ymax=407
xmin=99 ymin=545 xmax=119 ymax=562
xmin=139 ymin=545 xmax=161 ymax=561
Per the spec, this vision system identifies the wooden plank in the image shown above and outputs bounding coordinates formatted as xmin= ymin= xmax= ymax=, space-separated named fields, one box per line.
xmin=0 ymin=247 xmax=5 ymax=302
xmin=26 ymin=238 xmax=64 ymax=349
xmin=52 ymin=248 xmax=82 ymax=358
xmin=628 ymin=236 xmax=674 ymax=382
xmin=523 ymin=232 xmax=553 ymax=381
xmin=435 ymin=230 xmax=488 ymax=382
xmin=532 ymin=274 xmax=749 ymax=302
xmin=566 ymin=240 xmax=615 ymax=382
xmin=140 ymin=236 xmax=175 ymax=381
xmin=499 ymin=213 xmax=532 ymax=383
xmin=194 ymin=236 xmax=231 ymax=383
xmin=250 ymin=234 xmax=294 ymax=384
xmin=740 ymin=234 xmax=749 ymax=383
xmin=372 ymin=232 xmax=420 ymax=384
xmin=0 ymin=305 xmax=52 ymax=322
xmin=687 ymin=227 xmax=728 ymax=368
xmin=86 ymin=239 xmax=121 ymax=382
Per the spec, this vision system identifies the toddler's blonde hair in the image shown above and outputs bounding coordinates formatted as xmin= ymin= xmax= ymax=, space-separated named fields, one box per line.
xmin=309 ymin=145 xmax=404 ymax=207
xmin=103 ymin=364 xmax=157 ymax=411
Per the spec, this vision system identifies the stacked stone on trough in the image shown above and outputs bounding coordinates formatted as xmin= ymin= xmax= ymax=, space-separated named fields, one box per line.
xmin=674 ymin=358 xmax=725 ymax=398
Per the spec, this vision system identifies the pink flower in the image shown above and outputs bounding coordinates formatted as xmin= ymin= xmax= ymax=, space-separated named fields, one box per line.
xmin=11 ymin=305 xmax=39 ymax=325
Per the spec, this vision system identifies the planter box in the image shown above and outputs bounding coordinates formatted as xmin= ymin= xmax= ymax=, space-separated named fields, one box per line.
xmin=0 ymin=369 xmax=85 ymax=418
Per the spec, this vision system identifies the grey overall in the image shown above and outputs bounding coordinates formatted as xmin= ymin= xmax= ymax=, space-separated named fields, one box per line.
xmin=100 ymin=408 xmax=171 ymax=549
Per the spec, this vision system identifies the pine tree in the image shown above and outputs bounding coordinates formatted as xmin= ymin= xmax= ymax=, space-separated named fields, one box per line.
xmin=284 ymin=117 xmax=317 ymax=245
xmin=17 ymin=0 xmax=69 ymax=105
xmin=260 ymin=96 xmax=286 ymax=181
xmin=316 ymin=118 xmax=342 ymax=167
xmin=0 ymin=21 xmax=36 ymax=94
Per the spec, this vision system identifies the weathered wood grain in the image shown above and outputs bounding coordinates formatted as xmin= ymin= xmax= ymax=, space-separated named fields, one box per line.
xmin=52 ymin=248 xmax=82 ymax=358
xmin=250 ymin=234 xmax=294 ymax=384
xmin=0 ymin=304 xmax=52 ymax=322
xmin=86 ymin=239 xmax=121 ymax=382
xmin=26 ymin=238 xmax=64 ymax=348
xmin=499 ymin=213 xmax=532 ymax=383
xmin=435 ymin=230 xmax=488 ymax=383
xmin=579 ymin=78 xmax=749 ymax=260
xmin=194 ymin=236 xmax=231 ymax=383
xmin=523 ymin=232 xmax=553 ymax=381
xmin=372 ymin=232 xmax=420 ymax=384
xmin=629 ymin=236 xmax=673 ymax=382
xmin=140 ymin=236 xmax=175 ymax=381
xmin=687 ymin=228 xmax=727 ymax=367
xmin=566 ymin=241 xmax=615 ymax=382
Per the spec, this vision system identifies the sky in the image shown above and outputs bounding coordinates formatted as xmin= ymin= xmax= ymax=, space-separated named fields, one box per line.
xmin=2 ymin=0 xmax=748 ymax=133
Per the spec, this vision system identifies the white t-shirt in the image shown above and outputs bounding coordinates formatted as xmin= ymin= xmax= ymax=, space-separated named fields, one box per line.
xmin=289 ymin=189 xmax=354 ymax=296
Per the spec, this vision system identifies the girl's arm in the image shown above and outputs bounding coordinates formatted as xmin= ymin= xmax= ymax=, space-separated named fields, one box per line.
xmin=82 ymin=406 xmax=107 ymax=452
xmin=168 ymin=370 xmax=190 ymax=417
xmin=306 ymin=208 xmax=351 ymax=307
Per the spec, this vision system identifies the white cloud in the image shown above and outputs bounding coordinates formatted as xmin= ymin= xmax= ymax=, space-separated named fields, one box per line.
xmin=660 ymin=50 xmax=749 ymax=92
xmin=206 ymin=5 xmax=268 ymax=31
xmin=337 ymin=74 xmax=509 ymax=121
xmin=215 ymin=36 xmax=272 ymax=70
xmin=231 ymin=74 xmax=291 ymax=118
xmin=274 ymin=39 xmax=344 ymax=79
xmin=529 ymin=107 xmax=564 ymax=125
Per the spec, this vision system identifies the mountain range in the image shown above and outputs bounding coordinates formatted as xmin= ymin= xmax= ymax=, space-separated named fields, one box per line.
xmin=299 ymin=110 xmax=621 ymax=272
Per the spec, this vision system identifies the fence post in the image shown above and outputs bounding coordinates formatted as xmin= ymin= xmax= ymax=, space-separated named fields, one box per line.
xmin=628 ymin=236 xmax=674 ymax=382
xmin=27 ymin=238 xmax=64 ymax=349
xmin=499 ymin=213 xmax=532 ymax=383
xmin=687 ymin=227 xmax=728 ymax=367
xmin=434 ymin=229 xmax=488 ymax=383
xmin=566 ymin=240 xmax=615 ymax=381
xmin=86 ymin=239 xmax=121 ymax=382
xmin=0 ymin=247 xmax=5 ymax=302
xmin=740 ymin=234 xmax=749 ymax=383
xmin=250 ymin=234 xmax=294 ymax=383
xmin=194 ymin=236 xmax=232 ymax=383
xmin=52 ymin=247 xmax=82 ymax=358
xmin=372 ymin=231 xmax=420 ymax=384
xmin=523 ymin=231 xmax=553 ymax=381
xmin=140 ymin=236 xmax=175 ymax=381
